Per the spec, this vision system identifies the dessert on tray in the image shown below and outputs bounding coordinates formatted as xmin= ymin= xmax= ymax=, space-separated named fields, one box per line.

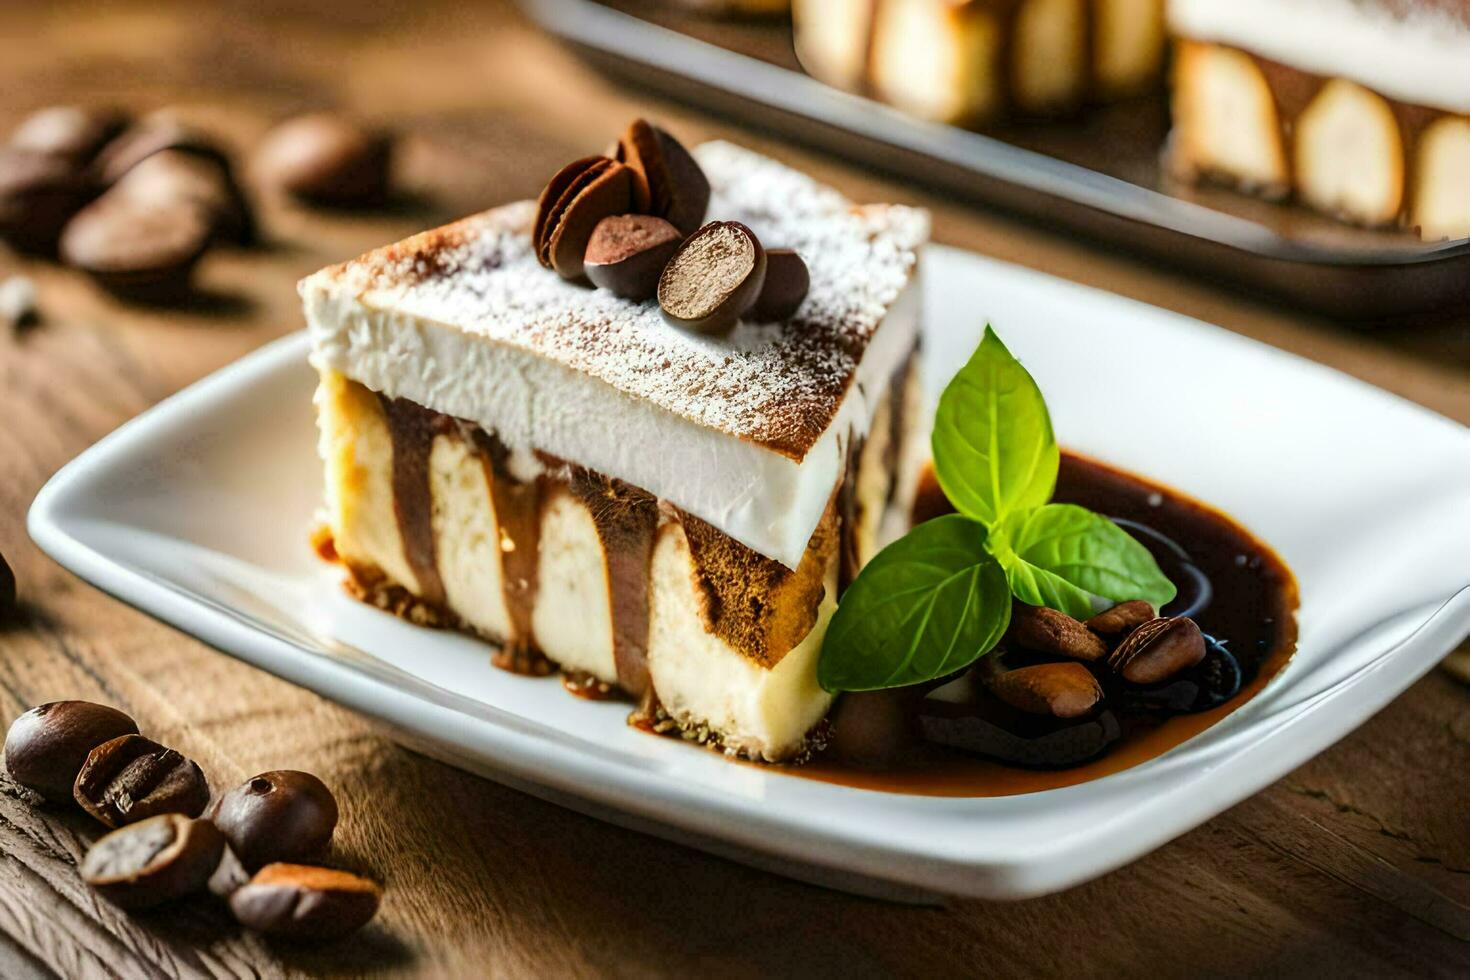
xmin=793 ymin=0 xmax=1167 ymax=124
xmin=304 ymin=123 xmax=927 ymax=762
xmin=1167 ymin=0 xmax=1470 ymax=239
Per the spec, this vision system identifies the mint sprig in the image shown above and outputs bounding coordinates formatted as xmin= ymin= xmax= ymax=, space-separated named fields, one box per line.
xmin=817 ymin=327 xmax=1177 ymax=693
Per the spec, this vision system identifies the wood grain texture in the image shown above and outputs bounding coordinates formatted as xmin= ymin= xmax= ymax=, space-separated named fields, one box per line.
xmin=0 ymin=1 xmax=1467 ymax=976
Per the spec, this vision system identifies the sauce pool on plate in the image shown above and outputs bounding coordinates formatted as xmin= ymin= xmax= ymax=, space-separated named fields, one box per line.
xmin=781 ymin=452 xmax=1299 ymax=797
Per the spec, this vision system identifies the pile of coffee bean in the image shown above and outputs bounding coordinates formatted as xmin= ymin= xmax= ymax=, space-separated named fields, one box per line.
xmin=3 ymin=700 xmax=379 ymax=940
xmin=532 ymin=118 xmax=809 ymax=335
xmin=0 ymin=105 xmax=397 ymax=306
xmin=915 ymin=601 xmax=1243 ymax=767
xmin=0 ymin=107 xmax=254 ymax=301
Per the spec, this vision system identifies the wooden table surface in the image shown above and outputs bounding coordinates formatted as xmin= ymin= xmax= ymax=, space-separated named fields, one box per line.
xmin=1 ymin=2 xmax=1467 ymax=977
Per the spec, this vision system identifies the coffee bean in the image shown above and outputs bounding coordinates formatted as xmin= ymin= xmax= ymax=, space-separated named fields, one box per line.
xmin=113 ymin=149 xmax=254 ymax=245
xmin=93 ymin=119 xmax=231 ymax=188
xmin=0 ymin=148 xmax=96 ymax=254
xmin=657 ymin=220 xmax=766 ymax=336
xmin=1010 ymin=604 xmax=1107 ymax=662
xmin=60 ymin=193 xmax=212 ymax=302
xmin=750 ymin=248 xmax=809 ymax=321
xmin=1108 ymin=616 xmax=1206 ymax=685
xmin=918 ymin=669 xmax=1121 ymax=768
xmin=253 ymin=113 xmax=393 ymax=206
xmin=4 ymin=701 xmax=138 ymax=801
xmin=81 ymin=813 xmax=224 ymax=910
xmin=583 ymin=214 xmax=682 ymax=301
xmin=210 ymin=770 xmax=338 ymax=870
xmin=534 ymin=156 xmax=636 ymax=281
xmin=229 ymin=863 xmax=381 ymax=941
xmin=0 ymin=550 xmax=15 ymax=620
xmin=208 ymin=844 xmax=251 ymax=898
xmin=10 ymin=106 xmax=130 ymax=164
xmin=73 ymin=733 xmax=210 ymax=827
xmin=985 ymin=661 xmax=1103 ymax=719
xmin=615 ymin=119 xmax=710 ymax=234
xmin=1085 ymin=600 xmax=1154 ymax=636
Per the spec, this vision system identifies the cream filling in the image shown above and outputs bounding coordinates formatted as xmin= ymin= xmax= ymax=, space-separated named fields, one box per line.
xmin=306 ymin=275 xmax=920 ymax=570
xmin=1169 ymin=0 xmax=1470 ymax=113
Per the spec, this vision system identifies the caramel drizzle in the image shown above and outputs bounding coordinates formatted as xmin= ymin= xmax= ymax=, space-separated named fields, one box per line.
xmin=470 ymin=429 xmax=543 ymax=658
xmin=380 ymin=396 xmax=450 ymax=608
xmin=379 ymin=393 xmax=658 ymax=696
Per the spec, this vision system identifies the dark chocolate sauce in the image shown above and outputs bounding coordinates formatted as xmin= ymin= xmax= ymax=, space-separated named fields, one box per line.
xmin=790 ymin=452 xmax=1298 ymax=797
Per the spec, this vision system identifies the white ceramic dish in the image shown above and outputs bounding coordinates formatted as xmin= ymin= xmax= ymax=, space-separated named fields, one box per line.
xmin=29 ymin=246 xmax=1470 ymax=901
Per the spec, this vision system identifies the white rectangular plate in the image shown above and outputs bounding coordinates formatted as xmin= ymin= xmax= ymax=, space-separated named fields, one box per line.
xmin=29 ymin=246 xmax=1470 ymax=901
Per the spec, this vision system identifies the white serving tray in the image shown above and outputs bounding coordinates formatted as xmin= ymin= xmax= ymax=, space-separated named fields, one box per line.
xmin=29 ymin=246 xmax=1470 ymax=901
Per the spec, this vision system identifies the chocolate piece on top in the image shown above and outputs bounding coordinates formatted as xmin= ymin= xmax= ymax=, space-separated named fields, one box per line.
xmin=584 ymin=214 xmax=683 ymax=300
xmin=751 ymin=248 xmax=810 ymax=321
xmin=657 ymin=220 xmax=767 ymax=336
xmin=533 ymin=156 xmax=636 ymax=281
xmin=616 ymin=119 xmax=711 ymax=234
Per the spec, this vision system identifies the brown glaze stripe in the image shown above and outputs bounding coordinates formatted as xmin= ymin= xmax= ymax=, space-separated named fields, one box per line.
xmin=469 ymin=429 xmax=543 ymax=661
xmin=549 ymin=458 xmax=659 ymax=698
xmin=380 ymin=395 xmax=450 ymax=609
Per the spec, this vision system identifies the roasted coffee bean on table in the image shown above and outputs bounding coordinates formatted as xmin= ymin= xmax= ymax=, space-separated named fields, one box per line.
xmin=583 ymin=214 xmax=683 ymax=301
xmin=1108 ymin=616 xmax=1207 ymax=685
xmin=81 ymin=813 xmax=225 ymax=910
xmin=657 ymin=220 xmax=767 ymax=336
xmin=0 ymin=148 xmax=96 ymax=254
xmin=112 ymin=148 xmax=254 ymax=245
xmin=1010 ymin=604 xmax=1108 ymax=662
xmin=211 ymin=770 xmax=339 ymax=870
xmin=60 ymin=193 xmax=212 ymax=301
xmin=253 ymin=112 xmax=394 ymax=207
xmin=10 ymin=106 xmax=130 ymax=165
xmin=92 ymin=118 xmax=231 ymax=188
xmin=534 ymin=156 xmax=636 ymax=281
xmin=986 ymin=662 xmax=1104 ymax=719
xmin=1085 ymin=600 xmax=1155 ymax=636
xmin=750 ymin=248 xmax=809 ymax=321
xmin=615 ymin=118 xmax=710 ymax=234
xmin=229 ymin=863 xmax=382 ymax=940
xmin=4 ymin=700 xmax=139 ymax=801
xmin=73 ymin=733 xmax=210 ymax=827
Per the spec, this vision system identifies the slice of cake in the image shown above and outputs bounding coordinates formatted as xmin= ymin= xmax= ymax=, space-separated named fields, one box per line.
xmin=1168 ymin=0 xmax=1470 ymax=239
xmin=793 ymin=0 xmax=1166 ymax=124
xmin=302 ymin=138 xmax=929 ymax=762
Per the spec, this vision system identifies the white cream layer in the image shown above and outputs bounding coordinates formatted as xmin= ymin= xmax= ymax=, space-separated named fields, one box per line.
xmin=306 ymin=278 xmax=919 ymax=570
xmin=1169 ymin=0 xmax=1470 ymax=113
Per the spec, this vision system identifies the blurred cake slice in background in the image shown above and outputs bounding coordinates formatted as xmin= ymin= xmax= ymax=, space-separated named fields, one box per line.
xmin=793 ymin=0 xmax=1166 ymax=125
xmin=1168 ymin=0 xmax=1470 ymax=240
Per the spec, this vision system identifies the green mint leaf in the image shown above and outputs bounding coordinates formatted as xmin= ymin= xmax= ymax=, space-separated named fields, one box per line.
xmin=818 ymin=516 xmax=1011 ymax=692
xmin=1001 ymin=503 xmax=1177 ymax=619
xmin=932 ymin=325 xmax=1058 ymax=528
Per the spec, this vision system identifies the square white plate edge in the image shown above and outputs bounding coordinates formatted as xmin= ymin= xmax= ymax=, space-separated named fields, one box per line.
xmin=25 ymin=248 xmax=1470 ymax=900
